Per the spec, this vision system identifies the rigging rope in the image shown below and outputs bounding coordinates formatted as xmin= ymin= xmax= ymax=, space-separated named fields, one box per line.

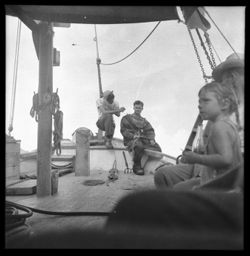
xmin=101 ymin=21 xmax=161 ymax=66
xmin=203 ymin=8 xmax=240 ymax=58
xmin=8 ymin=19 xmax=21 ymax=136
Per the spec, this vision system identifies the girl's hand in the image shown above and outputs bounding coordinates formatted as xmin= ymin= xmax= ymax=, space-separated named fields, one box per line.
xmin=181 ymin=150 xmax=199 ymax=164
xmin=133 ymin=134 xmax=140 ymax=139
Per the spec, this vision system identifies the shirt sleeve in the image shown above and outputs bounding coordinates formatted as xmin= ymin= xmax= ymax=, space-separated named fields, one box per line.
xmin=143 ymin=119 xmax=155 ymax=140
xmin=96 ymin=98 xmax=103 ymax=108
xmin=120 ymin=115 xmax=136 ymax=141
xmin=113 ymin=100 xmax=120 ymax=111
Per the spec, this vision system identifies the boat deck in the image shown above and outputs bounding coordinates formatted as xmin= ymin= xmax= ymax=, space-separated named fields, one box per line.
xmin=6 ymin=169 xmax=155 ymax=234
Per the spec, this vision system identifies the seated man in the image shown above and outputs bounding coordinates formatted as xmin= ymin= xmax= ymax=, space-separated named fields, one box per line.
xmin=96 ymin=90 xmax=125 ymax=149
xmin=120 ymin=100 xmax=161 ymax=175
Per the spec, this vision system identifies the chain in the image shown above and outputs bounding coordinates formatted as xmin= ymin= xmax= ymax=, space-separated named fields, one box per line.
xmin=195 ymin=29 xmax=214 ymax=71
xmin=187 ymin=27 xmax=208 ymax=83
xmin=204 ymin=32 xmax=216 ymax=68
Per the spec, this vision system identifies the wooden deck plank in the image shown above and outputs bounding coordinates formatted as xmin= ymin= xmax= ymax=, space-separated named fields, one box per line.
xmin=6 ymin=179 xmax=37 ymax=195
xmin=6 ymin=170 xmax=155 ymax=232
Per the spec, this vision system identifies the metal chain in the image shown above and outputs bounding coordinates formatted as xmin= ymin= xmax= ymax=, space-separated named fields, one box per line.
xmin=204 ymin=32 xmax=216 ymax=68
xmin=187 ymin=27 xmax=208 ymax=83
xmin=195 ymin=29 xmax=214 ymax=71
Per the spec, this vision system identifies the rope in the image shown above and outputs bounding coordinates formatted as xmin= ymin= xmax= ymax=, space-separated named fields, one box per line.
xmin=6 ymin=201 xmax=33 ymax=231
xmin=29 ymin=92 xmax=39 ymax=121
xmin=51 ymin=90 xmax=62 ymax=156
xmin=186 ymin=27 xmax=208 ymax=83
xmin=8 ymin=19 xmax=21 ymax=136
xmin=29 ymin=89 xmax=62 ymax=155
xmin=106 ymin=157 xmax=119 ymax=186
xmin=51 ymin=162 xmax=73 ymax=169
xmin=6 ymin=200 xmax=112 ymax=217
xmin=52 ymin=109 xmax=63 ymax=156
xmin=101 ymin=21 xmax=161 ymax=66
xmin=30 ymin=89 xmax=60 ymax=121
xmin=50 ymin=89 xmax=60 ymax=115
xmin=203 ymin=8 xmax=240 ymax=58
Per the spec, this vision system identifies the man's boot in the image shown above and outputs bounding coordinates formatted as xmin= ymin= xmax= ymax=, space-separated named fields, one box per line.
xmin=133 ymin=163 xmax=144 ymax=176
xmin=105 ymin=137 xmax=113 ymax=149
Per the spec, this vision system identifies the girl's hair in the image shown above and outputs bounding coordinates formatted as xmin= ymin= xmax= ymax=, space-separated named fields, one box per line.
xmin=198 ymin=81 xmax=240 ymax=128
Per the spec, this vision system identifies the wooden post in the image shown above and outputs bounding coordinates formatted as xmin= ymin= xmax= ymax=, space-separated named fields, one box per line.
xmin=37 ymin=22 xmax=54 ymax=197
xmin=74 ymin=128 xmax=91 ymax=176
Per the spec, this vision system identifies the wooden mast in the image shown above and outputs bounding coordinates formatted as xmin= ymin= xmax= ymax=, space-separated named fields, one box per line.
xmin=37 ymin=22 xmax=54 ymax=197
xmin=94 ymin=25 xmax=103 ymax=140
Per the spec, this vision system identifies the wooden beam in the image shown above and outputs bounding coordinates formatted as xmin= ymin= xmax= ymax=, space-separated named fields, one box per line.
xmin=5 ymin=5 xmax=39 ymax=32
xmin=37 ymin=22 xmax=54 ymax=197
xmin=6 ymin=6 xmax=179 ymax=24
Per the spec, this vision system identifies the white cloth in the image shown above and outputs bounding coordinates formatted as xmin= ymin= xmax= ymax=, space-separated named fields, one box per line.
xmin=96 ymin=98 xmax=119 ymax=118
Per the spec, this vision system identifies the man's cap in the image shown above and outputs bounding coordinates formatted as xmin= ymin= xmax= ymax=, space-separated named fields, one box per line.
xmin=103 ymin=90 xmax=113 ymax=98
xmin=212 ymin=53 xmax=244 ymax=82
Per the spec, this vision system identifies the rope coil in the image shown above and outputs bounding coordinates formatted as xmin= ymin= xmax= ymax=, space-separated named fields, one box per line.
xmin=30 ymin=89 xmax=63 ymax=155
xmin=5 ymin=201 xmax=33 ymax=231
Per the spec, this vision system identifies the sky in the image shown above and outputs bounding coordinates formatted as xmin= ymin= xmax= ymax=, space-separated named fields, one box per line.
xmin=5 ymin=6 xmax=245 ymax=157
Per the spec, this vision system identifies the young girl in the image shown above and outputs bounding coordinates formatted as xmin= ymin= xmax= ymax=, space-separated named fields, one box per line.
xmin=181 ymin=81 xmax=243 ymax=185
xmin=154 ymin=81 xmax=243 ymax=189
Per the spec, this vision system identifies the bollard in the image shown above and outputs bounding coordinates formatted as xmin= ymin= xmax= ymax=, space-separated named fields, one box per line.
xmin=51 ymin=170 xmax=59 ymax=195
xmin=73 ymin=127 xmax=91 ymax=176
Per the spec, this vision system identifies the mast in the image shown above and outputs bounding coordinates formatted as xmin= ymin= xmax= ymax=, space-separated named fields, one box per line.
xmin=94 ymin=25 xmax=103 ymax=139
xmin=94 ymin=24 xmax=103 ymax=97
